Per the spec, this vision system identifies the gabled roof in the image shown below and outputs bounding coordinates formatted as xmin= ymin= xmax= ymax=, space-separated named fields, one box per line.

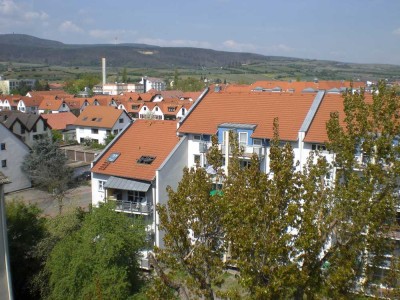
xmin=178 ymin=89 xmax=317 ymax=141
xmin=91 ymin=120 xmax=180 ymax=181
xmin=28 ymin=90 xmax=71 ymax=98
xmin=41 ymin=112 xmax=77 ymax=130
xmin=74 ymin=106 xmax=128 ymax=128
xmin=3 ymin=111 xmax=45 ymax=131
xmin=19 ymin=96 xmax=42 ymax=107
xmin=38 ymin=99 xmax=66 ymax=111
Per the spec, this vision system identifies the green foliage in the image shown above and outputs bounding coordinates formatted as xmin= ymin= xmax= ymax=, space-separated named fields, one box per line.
xmin=104 ymin=133 xmax=117 ymax=146
xmin=21 ymin=136 xmax=73 ymax=213
xmin=6 ymin=200 xmax=46 ymax=300
xmin=45 ymin=203 xmax=146 ymax=300
xmin=10 ymin=80 xmax=31 ymax=95
xmin=51 ymin=129 xmax=63 ymax=143
xmin=64 ymin=73 xmax=100 ymax=95
xmin=154 ymin=138 xmax=226 ymax=299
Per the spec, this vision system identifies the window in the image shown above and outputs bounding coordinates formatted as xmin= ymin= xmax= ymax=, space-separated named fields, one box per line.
xmin=106 ymin=130 xmax=111 ymax=135
xmin=193 ymin=134 xmax=202 ymax=141
xmin=21 ymin=127 xmax=25 ymax=134
xmin=113 ymin=129 xmax=118 ymax=135
xmin=168 ymin=107 xmax=176 ymax=112
xmin=128 ymin=191 xmax=146 ymax=203
xmin=239 ymin=132 xmax=248 ymax=146
xmin=119 ymin=118 xmax=124 ymax=123
xmin=240 ymin=160 xmax=251 ymax=169
xmin=32 ymin=125 xmax=37 ymax=133
xmin=0 ymin=143 xmax=5 ymax=150
xmin=137 ymin=156 xmax=156 ymax=164
xmin=155 ymin=107 xmax=159 ymax=111
xmin=98 ymin=180 xmax=105 ymax=192
xmin=194 ymin=154 xmax=201 ymax=165
xmin=253 ymin=139 xmax=262 ymax=146
xmin=132 ymin=105 xmax=139 ymax=110
xmin=107 ymin=152 xmax=120 ymax=162
xmin=312 ymin=144 xmax=327 ymax=151
xmin=182 ymin=108 xmax=186 ymax=115
xmin=91 ymin=128 xmax=99 ymax=134
xmin=1 ymin=160 xmax=6 ymax=168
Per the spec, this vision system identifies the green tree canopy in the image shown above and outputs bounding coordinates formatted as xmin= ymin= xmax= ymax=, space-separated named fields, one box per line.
xmin=45 ymin=203 xmax=146 ymax=300
xmin=21 ymin=136 xmax=73 ymax=213
xmin=6 ymin=200 xmax=46 ymax=300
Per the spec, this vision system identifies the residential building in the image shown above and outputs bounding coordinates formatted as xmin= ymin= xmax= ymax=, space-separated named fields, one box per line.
xmin=0 ymin=123 xmax=31 ymax=193
xmin=41 ymin=112 xmax=77 ymax=142
xmin=91 ymin=119 xmax=185 ymax=266
xmin=38 ymin=99 xmax=70 ymax=114
xmin=73 ymin=106 xmax=131 ymax=145
xmin=140 ymin=77 xmax=166 ymax=92
xmin=0 ymin=78 xmax=36 ymax=95
xmin=3 ymin=112 xmax=51 ymax=147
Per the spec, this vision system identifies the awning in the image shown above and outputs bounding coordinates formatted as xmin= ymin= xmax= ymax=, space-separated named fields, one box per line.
xmin=104 ymin=176 xmax=150 ymax=192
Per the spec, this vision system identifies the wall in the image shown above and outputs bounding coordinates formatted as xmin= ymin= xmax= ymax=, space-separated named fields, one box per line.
xmin=155 ymin=136 xmax=188 ymax=248
xmin=0 ymin=125 xmax=31 ymax=193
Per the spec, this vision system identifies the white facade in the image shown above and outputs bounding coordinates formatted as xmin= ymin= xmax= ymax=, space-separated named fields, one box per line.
xmin=75 ymin=113 xmax=131 ymax=145
xmin=0 ymin=124 xmax=31 ymax=193
xmin=0 ymin=79 xmax=36 ymax=95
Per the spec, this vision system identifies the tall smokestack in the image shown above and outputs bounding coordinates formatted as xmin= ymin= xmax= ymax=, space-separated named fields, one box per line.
xmin=102 ymin=57 xmax=106 ymax=85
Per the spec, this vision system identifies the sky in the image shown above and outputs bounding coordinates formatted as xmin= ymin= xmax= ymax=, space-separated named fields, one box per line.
xmin=1 ymin=0 xmax=400 ymax=65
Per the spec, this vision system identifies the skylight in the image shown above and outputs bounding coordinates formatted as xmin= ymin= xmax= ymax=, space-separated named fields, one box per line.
xmin=107 ymin=152 xmax=120 ymax=162
xmin=137 ymin=156 xmax=156 ymax=165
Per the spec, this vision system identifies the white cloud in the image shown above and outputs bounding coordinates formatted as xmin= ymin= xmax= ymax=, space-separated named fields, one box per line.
xmin=393 ymin=28 xmax=400 ymax=35
xmin=222 ymin=40 xmax=257 ymax=52
xmin=59 ymin=21 xmax=83 ymax=33
xmin=0 ymin=0 xmax=49 ymax=29
xmin=136 ymin=37 xmax=212 ymax=48
xmin=0 ymin=0 xmax=18 ymax=15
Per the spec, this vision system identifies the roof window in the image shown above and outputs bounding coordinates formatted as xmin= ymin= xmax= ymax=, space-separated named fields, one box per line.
xmin=137 ymin=156 xmax=156 ymax=164
xmin=107 ymin=152 xmax=120 ymax=162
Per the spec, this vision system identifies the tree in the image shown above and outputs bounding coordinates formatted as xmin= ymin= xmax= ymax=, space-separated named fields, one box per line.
xmin=64 ymin=73 xmax=100 ymax=95
xmin=21 ymin=136 xmax=73 ymax=214
xmin=31 ymin=208 xmax=86 ymax=298
xmin=6 ymin=200 xmax=47 ymax=300
xmin=45 ymin=203 xmax=146 ymax=300
xmin=122 ymin=67 xmax=128 ymax=83
xmin=152 ymin=137 xmax=226 ymax=299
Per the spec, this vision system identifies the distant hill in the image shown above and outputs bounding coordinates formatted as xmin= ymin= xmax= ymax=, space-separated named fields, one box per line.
xmin=0 ymin=34 xmax=299 ymax=68
xmin=0 ymin=34 xmax=400 ymax=82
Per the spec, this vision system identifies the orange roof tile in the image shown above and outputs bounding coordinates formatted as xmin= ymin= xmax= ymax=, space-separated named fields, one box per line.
xmin=38 ymin=99 xmax=66 ymax=111
xmin=41 ymin=112 xmax=77 ymax=130
xmin=179 ymin=89 xmax=317 ymax=141
xmin=91 ymin=120 xmax=180 ymax=181
xmin=74 ymin=106 xmax=128 ymax=128
xmin=304 ymin=93 xmax=373 ymax=143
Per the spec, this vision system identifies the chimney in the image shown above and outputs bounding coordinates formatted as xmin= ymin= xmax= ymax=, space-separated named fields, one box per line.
xmin=102 ymin=58 xmax=106 ymax=85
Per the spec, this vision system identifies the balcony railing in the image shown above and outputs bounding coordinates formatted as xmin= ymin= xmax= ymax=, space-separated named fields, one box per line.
xmin=113 ymin=200 xmax=153 ymax=215
xmin=219 ymin=143 xmax=265 ymax=158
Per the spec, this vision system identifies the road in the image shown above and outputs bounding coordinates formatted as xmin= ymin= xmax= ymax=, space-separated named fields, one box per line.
xmin=5 ymin=184 xmax=92 ymax=217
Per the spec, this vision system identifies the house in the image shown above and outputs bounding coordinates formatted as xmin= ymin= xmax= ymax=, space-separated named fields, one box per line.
xmin=38 ymin=99 xmax=70 ymax=114
xmin=3 ymin=111 xmax=51 ymax=147
xmin=91 ymin=119 xmax=185 ymax=264
xmin=73 ymin=106 xmax=131 ymax=145
xmin=0 ymin=171 xmax=13 ymax=300
xmin=140 ymin=77 xmax=166 ymax=92
xmin=0 ymin=123 xmax=31 ymax=193
xmin=16 ymin=96 xmax=42 ymax=114
xmin=41 ymin=112 xmax=77 ymax=142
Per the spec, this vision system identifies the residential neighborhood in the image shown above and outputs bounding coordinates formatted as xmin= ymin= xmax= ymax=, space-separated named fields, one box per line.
xmin=0 ymin=71 xmax=399 ymax=298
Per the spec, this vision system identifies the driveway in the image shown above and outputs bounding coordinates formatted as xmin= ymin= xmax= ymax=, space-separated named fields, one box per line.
xmin=5 ymin=184 xmax=92 ymax=217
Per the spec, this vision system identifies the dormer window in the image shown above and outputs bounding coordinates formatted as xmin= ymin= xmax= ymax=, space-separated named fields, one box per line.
xmin=132 ymin=105 xmax=139 ymax=110
xmin=168 ymin=107 xmax=176 ymax=112
xmin=137 ymin=156 xmax=156 ymax=165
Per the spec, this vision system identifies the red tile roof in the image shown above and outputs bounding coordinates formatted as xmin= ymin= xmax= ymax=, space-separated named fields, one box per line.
xmin=38 ymin=99 xmax=65 ymax=111
xmin=74 ymin=106 xmax=128 ymax=128
xmin=179 ymin=89 xmax=316 ymax=141
xmin=91 ymin=120 xmax=180 ymax=181
xmin=41 ymin=112 xmax=77 ymax=130
xmin=304 ymin=93 xmax=373 ymax=143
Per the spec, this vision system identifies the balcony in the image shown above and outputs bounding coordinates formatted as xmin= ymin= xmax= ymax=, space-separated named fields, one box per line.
xmin=219 ymin=143 xmax=265 ymax=158
xmin=110 ymin=198 xmax=153 ymax=215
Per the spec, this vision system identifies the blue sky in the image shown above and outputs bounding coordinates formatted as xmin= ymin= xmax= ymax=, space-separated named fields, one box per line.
xmin=1 ymin=0 xmax=400 ymax=65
